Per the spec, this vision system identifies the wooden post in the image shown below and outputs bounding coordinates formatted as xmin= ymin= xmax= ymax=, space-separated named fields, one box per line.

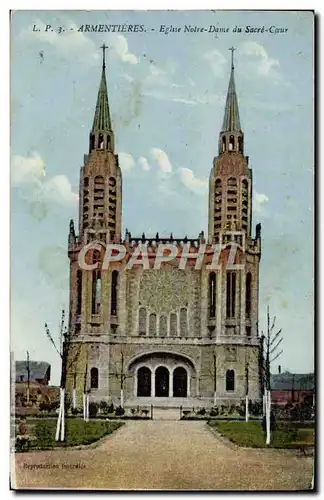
xmin=150 ymin=404 xmax=153 ymax=420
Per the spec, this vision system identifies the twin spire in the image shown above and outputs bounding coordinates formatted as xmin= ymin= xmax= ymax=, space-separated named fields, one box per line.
xmin=89 ymin=43 xmax=114 ymax=153
xmin=221 ymin=47 xmax=242 ymax=133
xmin=92 ymin=43 xmax=112 ymax=133
xmin=89 ymin=44 xmax=242 ymax=155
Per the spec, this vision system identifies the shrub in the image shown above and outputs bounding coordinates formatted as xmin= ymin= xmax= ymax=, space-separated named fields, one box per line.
xmin=15 ymin=435 xmax=32 ymax=452
xmin=115 ymin=406 xmax=125 ymax=416
xmin=89 ymin=402 xmax=99 ymax=418
xmin=141 ymin=409 xmax=149 ymax=417
xmin=197 ymin=408 xmax=206 ymax=416
xmin=39 ymin=402 xmax=51 ymax=412
xmin=209 ymin=408 xmax=219 ymax=417
xmin=71 ymin=408 xmax=81 ymax=416
xmin=99 ymin=400 xmax=109 ymax=414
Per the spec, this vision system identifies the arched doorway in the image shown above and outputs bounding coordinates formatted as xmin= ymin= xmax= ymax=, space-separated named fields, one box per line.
xmin=173 ymin=367 xmax=188 ymax=397
xmin=155 ymin=366 xmax=169 ymax=397
xmin=137 ymin=367 xmax=151 ymax=397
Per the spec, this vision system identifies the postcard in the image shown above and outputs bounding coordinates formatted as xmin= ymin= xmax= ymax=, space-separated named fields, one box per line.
xmin=10 ymin=10 xmax=314 ymax=491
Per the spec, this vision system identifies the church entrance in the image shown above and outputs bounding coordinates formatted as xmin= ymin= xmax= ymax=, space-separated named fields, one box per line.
xmin=155 ymin=366 xmax=169 ymax=397
xmin=173 ymin=367 xmax=188 ymax=397
xmin=137 ymin=367 xmax=151 ymax=397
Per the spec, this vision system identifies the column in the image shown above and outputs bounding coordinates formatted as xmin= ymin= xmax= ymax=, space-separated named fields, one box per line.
xmin=151 ymin=369 xmax=155 ymax=397
xmin=169 ymin=369 xmax=173 ymax=398
xmin=216 ymin=268 xmax=222 ymax=336
xmin=240 ymin=267 xmax=246 ymax=335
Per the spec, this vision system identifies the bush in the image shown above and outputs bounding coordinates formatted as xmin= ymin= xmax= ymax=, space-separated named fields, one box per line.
xmin=89 ymin=402 xmax=99 ymax=418
xmin=115 ymin=406 xmax=125 ymax=416
xmin=99 ymin=400 xmax=110 ymax=414
xmin=209 ymin=408 xmax=219 ymax=417
xmin=71 ymin=408 xmax=81 ymax=416
xmin=15 ymin=435 xmax=32 ymax=452
xmin=197 ymin=408 xmax=206 ymax=416
xmin=39 ymin=402 xmax=51 ymax=412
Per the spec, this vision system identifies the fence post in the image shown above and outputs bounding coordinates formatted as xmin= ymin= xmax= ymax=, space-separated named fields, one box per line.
xmin=151 ymin=404 xmax=153 ymax=420
xmin=180 ymin=405 xmax=182 ymax=420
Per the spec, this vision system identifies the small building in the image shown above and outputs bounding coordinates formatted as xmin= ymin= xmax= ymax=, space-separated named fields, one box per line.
xmin=270 ymin=372 xmax=314 ymax=406
xmin=15 ymin=361 xmax=51 ymax=385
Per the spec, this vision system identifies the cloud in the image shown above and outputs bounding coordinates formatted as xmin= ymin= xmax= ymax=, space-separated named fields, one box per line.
xmin=119 ymin=152 xmax=136 ymax=172
xmin=22 ymin=19 xmax=99 ymax=64
xmin=138 ymin=157 xmax=150 ymax=171
xmin=150 ymin=148 xmax=173 ymax=173
xmin=254 ymin=191 xmax=269 ymax=213
xmin=11 ymin=152 xmax=46 ymax=185
xmin=11 ymin=152 xmax=78 ymax=207
xmin=22 ymin=20 xmax=137 ymax=66
xmin=203 ymin=49 xmax=227 ymax=77
xmin=108 ymin=34 xmax=138 ymax=65
xmin=239 ymin=42 xmax=284 ymax=83
xmin=178 ymin=167 xmax=208 ymax=193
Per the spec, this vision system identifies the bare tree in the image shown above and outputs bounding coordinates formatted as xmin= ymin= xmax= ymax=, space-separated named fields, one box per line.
xmin=260 ymin=305 xmax=283 ymax=444
xmin=110 ymin=348 xmax=133 ymax=408
xmin=44 ymin=309 xmax=81 ymax=441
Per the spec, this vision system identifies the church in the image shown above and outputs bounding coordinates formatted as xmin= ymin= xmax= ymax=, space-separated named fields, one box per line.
xmin=65 ymin=46 xmax=262 ymax=408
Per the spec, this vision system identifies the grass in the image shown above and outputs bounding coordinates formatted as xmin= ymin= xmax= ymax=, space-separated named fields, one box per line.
xmin=208 ymin=420 xmax=315 ymax=449
xmin=18 ymin=419 xmax=124 ymax=451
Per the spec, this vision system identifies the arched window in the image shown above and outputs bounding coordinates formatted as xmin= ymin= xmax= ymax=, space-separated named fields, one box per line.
xmin=208 ymin=272 xmax=216 ymax=318
xmin=173 ymin=367 xmax=188 ymax=397
xmin=149 ymin=313 xmax=157 ymax=336
xmin=90 ymin=367 xmax=99 ymax=389
xmin=229 ymin=135 xmax=235 ymax=151
xmin=138 ymin=307 xmax=147 ymax=336
xmin=246 ymin=273 xmax=252 ymax=317
xmin=169 ymin=313 xmax=177 ymax=337
xmin=108 ymin=176 xmax=117 ymax=235
xmin=226 ymin=272 xmax=236 ymax=318
xmin=111 ymin=270 xmax=118 ymax=316
xmin=137 ymin=367 xmax=151 ymax=397
xmin=76 ymin=269 xmax=82 ymax=315
xmin=226 ymin=369 xmax=235 ymax=392
xmin=91 ymin=251 xmax=101 ymax=315
xmin=238 ymin=136 xmax=243 ymax=153
xmin=107 ymin=134 xmax=111 ymax=150
xmin=159 ymin=315 xmax=167 ymax=337
xmin=180 ymin=308 xmax=188 ymax=336
xmin=228 ymin=177 xmax=237 ymax=187
xmin=222 ymin=136 xmax=226 ymax=152
xmin=98 ymin=134 xmax=104 ymax=149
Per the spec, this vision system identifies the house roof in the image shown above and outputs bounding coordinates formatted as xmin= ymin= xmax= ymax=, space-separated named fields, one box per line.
xmin=15 ymin=361 xmax=51 ymax=382
xmin=271 ymin=372 xmax=314 ymax=391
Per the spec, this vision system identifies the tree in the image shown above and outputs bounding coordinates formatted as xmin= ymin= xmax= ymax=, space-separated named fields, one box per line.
xmin=260 ymin=305 xmax=283 ymax=445
xmin=44 ymin=310 xmax=81 ymax=441
xmin=110 ymin=348 xmax=133 ymax=408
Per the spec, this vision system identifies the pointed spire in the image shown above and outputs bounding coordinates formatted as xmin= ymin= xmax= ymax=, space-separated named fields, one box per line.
xmin=92 ymin=43 xmax=112 ymax=133
xmin=221 ymin=47 xmax=242 ymax=133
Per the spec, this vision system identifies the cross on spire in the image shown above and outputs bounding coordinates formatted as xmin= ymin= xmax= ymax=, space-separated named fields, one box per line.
xmin=229 ymin=46 xmax=236 ymax=70
xmin=100 ymin=43 xmax=108 ymax=69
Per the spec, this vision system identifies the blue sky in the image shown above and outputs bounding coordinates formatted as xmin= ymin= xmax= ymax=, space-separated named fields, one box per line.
xmin=10 ymin=10 xmax=314 ymax=384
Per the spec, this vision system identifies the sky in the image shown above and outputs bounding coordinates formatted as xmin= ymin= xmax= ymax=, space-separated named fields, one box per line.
xmin=10 ymin=10 xmax=314 ymax=385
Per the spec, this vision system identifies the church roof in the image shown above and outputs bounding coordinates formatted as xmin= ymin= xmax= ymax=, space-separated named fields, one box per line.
xmin=15 ymin=361 xmax=51 ymax=383
xmin=91 ymin=46 xmax=112 ymax=133
xmin=221 ymin=50 xmax=242 ymax=133
xmin=270 ymin=372 xmax=314 ymax=391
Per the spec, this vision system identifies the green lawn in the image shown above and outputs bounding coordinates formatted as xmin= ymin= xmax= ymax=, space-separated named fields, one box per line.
xmin=208 ymin=420 xmax=315 ymax=449
xmin=17 ymin=419 xmax=124 ymax=451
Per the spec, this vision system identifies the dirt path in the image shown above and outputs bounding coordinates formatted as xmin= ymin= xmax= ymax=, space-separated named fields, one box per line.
xmin=12 ymin=421 xmax=313 ymax=490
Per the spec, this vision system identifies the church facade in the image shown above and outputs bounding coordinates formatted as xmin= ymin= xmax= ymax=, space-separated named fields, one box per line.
xmin=65 ymin=48 xmax=262 ymax=407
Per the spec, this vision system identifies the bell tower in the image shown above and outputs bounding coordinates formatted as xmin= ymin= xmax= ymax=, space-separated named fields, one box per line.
xmin=208 ymin=47 xmax=252 ymax=243
xmin=79 ymin=43 xmax=122 ymax=244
